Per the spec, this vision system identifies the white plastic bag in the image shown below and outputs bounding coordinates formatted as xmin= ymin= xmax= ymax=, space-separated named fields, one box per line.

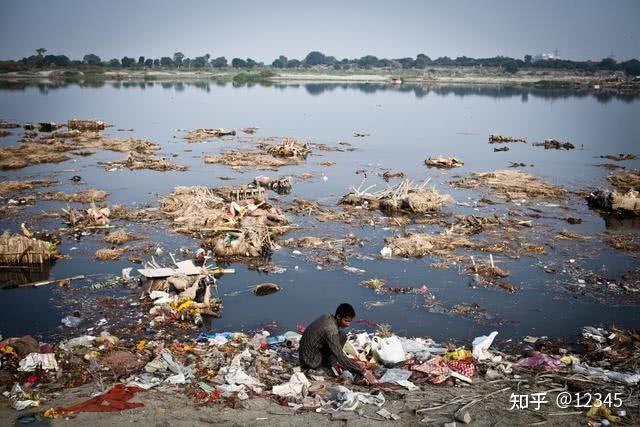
xmin=472 ymin=331 xmax=498 ymax=361
xmin=372 ymin=335 xmax=406 ymax=366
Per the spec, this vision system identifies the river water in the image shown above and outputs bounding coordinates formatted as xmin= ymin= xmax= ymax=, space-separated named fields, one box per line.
xmin=0 ymin=81 xmax=638 ymax=343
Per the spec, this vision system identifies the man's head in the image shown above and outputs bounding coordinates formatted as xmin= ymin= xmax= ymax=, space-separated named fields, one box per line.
xmin=335 ymin=303 xmax=355 ymax=328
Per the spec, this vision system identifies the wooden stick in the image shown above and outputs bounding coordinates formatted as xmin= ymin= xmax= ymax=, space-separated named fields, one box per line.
xmin=17 ymin=274 xmax=85 ymax=288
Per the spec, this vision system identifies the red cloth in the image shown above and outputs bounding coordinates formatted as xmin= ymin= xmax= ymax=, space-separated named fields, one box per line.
xmin=446 ymin=360 xmax=475 ymax=378
xmin=62 ymin=384 xmax=144 ymax=413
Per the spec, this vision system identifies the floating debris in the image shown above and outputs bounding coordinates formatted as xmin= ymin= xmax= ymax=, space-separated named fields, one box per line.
xmin=532 ymin=139 xmax=575 ymax=150
xmin=488 ymin=134 xmax=526 ymax=143
xmin=451 ymin=170 xmax=567 ymax=200
xmin=425 ymin=156 xmax=464 ymax=169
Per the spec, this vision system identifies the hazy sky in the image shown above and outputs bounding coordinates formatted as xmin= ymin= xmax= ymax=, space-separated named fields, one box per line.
xmin=1 ymin=0 xmax=638 ymax=62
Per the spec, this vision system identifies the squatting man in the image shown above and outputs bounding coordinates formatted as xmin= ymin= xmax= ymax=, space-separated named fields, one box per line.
xmin=299 ymin=303 xmax=376 ymax=384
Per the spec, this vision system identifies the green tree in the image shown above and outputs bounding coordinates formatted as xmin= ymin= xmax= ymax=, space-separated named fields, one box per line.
xmin=138 ymin=56 xmax=145 ymax=66
xmin=599 ymin=57 xmax=617 ymax=70
xmin=211 ymin=56 xmax=227 ymax=68
xmin=245 ymin=58 xmax=257 ymax=68
xmin=173 ymin=52 xmax=185 ymax=67
xmin=160 ymin=57 xmax=173 ymax=67
xmin=503 ymin=61 xmax=519 ymax=73
xmin=415 ymin=54 xmax=431 ymax=69
xmin=622 ymin=59 xmax=640 ymax=76
xmin=144 ymin=58 xmax=153 ymax=67
xmin=121 ymin=56 xmax=135 ymax=67
xmin=36 ymin=48 xmax=47 ymax=57
xmin=272 ymin=55 xmax=288 ymax=68
xmin=83 ymin=54 xmax=102 ymax=66
xmin=153 ymin=59 xmax=160 ymax=67
xmin=108 ymin=58 xmax=121 ymax=67
xmin=286 ymin=59 xmax=301 ymax=68
xmin=524 ymin=54 xmax=532 ymax=64
xmin=192 ymin=55 xmax=208 ymax=68
xmin=304 ymin=51 xmax=326 ymax=66
xmin=231 ymin=58 xmax=247 ymax=68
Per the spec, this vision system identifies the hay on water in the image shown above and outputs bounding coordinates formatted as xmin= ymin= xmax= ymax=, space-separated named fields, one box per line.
xmin=184 ymin=128 xmax=235 ymax=142
xmin=95 ymin=247 xmax=129 ymax=261
xmin=204 ymin=151 xmax=291 ymax=170
xmin=263 ymin=138 xmax=311 ymax=159
xmin=104 ymin=230 xmax=144 ymax=245
xmin=488 ymin=134 xmax=526 ymax=143
xmin=0 ymin=231 xmax=57 ymax=265
xmin=452 ymin=169 xmax=567 ymax=200
xmin=160 ymin=186 xmax=289 ymax=257
xmin=0 ymin=124 xmax=159 ymax=170
xmin=425 ymin=156 xmax=464 ymax=169
xmin=341 ymin=178 xmax=453 ymax=215
xmin=0 ymin=180 xmax=58 ymax=197
xmin=385 ymin=232 xmax=475 ymax=257
xmin=105 ymin=151 xmax=188 ymax=172
xmin=608 ymin=170 xmax=640 ymax=192
xmin=40 ymin=189 xmax=108 ymax=204
xmin=67 ymin=119 xmax=108 ymax=131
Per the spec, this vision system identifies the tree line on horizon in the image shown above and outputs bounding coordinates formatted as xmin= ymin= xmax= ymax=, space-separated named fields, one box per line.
xmin=3 ymin=49 xmax=640 ymax=76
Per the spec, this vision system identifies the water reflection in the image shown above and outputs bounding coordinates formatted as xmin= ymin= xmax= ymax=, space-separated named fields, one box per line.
xmin=0 ymin=79 xmax=636 ymax=103
xmin=0 ymin=264 xmax=51 ymax=288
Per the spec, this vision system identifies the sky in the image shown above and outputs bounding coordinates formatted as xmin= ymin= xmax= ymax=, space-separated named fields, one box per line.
xmin=1 ymin=0 xmax=639 ymax=62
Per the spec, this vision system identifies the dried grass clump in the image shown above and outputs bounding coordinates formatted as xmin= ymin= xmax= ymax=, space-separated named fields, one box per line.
xmin=448 ymin=215 xmax=532 ymax=235
xmin=0 ymin=180 xmax=58 ymax=197
xmin=40 ymin=189 xmax=108 ymax=204
xmin=488 ymin=134 xmax=526 ymax=143
xmin=385 ymin=232 xmax=475 ymax=257
xmin=95 ymin=247 xmax=129 ymax=261
xmin=67 ymin=119 xmax=108 ymax=131
xmin=452 ymin=169 xmax=567 ymax=200
xmin=264 ymin=138 xmax=311 ymax=159
xmin=0 ymin=129 xmax=160 ymax=170
xmin=184 ymin=128 xmax=235 ymax=141
xmin=104 ymin=230 xmax=143 ymax=245
xmin=98 ymin=138 xmax=160 ymax=154
xmin=425 ymin=156 xmax=464 ymax=168
xmin=204 ymin=152 xmax=291 ymax=170
xmin=0 ymin=231 xmax=56 ymax=265
xmin=608 ymin=170 xmax=640 ymax=192
xmin=161 ymin=186 xmax=289 ymax=257
xmin=106 ymin=152 xmax=189 ymax=172
xmin=0 ymin=143 xmax=71 ymax=170
xmin=341 ymin=179 xmax=453 ymax=215
xmin=361 ymin=278 xmax=386 ymax=290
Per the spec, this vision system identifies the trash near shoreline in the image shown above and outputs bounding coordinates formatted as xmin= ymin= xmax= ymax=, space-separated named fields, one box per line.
xmin=0 ymin=323 xmax=637 ymax=425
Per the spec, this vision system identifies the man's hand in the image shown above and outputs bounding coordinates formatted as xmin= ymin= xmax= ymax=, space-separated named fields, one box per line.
xmin=355 ymin=371 xmax=377 ymax=385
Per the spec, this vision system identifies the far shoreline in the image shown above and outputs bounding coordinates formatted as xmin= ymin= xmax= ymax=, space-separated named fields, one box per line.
xmin=1 ymin=67 xmax=638 ymax=94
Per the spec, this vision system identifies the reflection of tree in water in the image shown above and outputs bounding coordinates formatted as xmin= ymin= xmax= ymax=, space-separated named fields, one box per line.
xmin=0 ymin=264 xmax=51 ymax=288
xmin=2 ymin=80 xmax=637 ymax=104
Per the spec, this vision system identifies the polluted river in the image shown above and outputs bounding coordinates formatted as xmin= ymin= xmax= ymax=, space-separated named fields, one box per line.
xmin=0 ymin=80 xmax=639 ymax=346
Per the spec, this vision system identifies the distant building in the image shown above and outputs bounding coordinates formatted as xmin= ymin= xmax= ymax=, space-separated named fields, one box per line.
xmin=533 ymin=53 xmax=558 ymax=62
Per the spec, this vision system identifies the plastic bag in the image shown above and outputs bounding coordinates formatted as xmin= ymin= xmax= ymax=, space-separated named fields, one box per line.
xmin=472 ymin=331 xmax=498 ymax=361
xmin=371 ymin=335 xmax=405 ymax=366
